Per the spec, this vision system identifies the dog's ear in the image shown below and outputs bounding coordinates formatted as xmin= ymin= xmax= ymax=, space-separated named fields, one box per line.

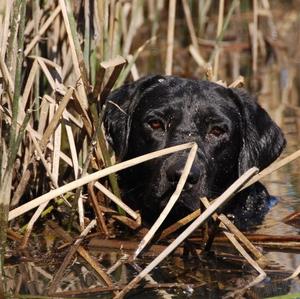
xmin=229 ymin=88 xmax=286 ymax=174
xmin=103 ymin=75 xmax=166 ymax=160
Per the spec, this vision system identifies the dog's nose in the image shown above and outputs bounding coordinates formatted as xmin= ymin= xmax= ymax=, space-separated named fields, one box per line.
xmin=166 ymin=163 xmax=200 ymax=188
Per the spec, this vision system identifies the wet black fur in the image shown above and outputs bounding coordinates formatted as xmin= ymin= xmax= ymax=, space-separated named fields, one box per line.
xmin=104 ymin=75 xmax=286 ymax=230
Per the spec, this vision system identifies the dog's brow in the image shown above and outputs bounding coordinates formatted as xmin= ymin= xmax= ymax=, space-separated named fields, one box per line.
xmin=107 ymin=100 xmax=128 ymax=115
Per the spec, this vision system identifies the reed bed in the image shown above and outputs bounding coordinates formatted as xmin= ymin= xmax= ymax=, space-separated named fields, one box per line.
xmin=0 ymin=1 xmax=300 ymax=298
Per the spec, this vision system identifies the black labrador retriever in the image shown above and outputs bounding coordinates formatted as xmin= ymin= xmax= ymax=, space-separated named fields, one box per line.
xmin=104 ymin=75 xmax=286 ymax=230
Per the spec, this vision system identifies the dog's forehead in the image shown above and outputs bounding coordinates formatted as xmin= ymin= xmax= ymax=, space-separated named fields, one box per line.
xmin=138 ymin=78 xmax=238 ymax=113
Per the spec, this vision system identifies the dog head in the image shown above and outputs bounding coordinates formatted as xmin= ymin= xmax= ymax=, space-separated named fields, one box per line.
xmin=104 ymin=75 xmax=286 ymax=225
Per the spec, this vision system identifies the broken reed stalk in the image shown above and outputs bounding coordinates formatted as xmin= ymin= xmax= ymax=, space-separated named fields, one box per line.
xmin=96 ymin=55 xmax=126 ymax=101
xmin=8 ymin=143 xmax=195 ymax=221
xmin=165 ymin=0 xmax=176 ymax=75
xmin=133 ymin=143 xmax=198 ymax=259
xmin=113 ymin=167 xmax=258 ymax=299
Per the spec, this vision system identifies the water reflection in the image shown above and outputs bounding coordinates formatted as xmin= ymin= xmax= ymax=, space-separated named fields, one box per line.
xmin=255 ymin=114 xmax=300 ymax=296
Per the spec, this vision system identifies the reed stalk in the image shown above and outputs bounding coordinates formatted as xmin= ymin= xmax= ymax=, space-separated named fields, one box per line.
xmin=209 ymin=0 xmax=239 ymax=64
xmin=5 ymin=1 xmax=20 ymax=76
xmin=165 ymin=0 xmax=176 ymax=75
xmin=84 ymin=0 xmax=91 ymax=78
xmin=0 ymin=0 xmax=26 ymax=294
xmin=33 ymin=0 xmax=40 ymax=122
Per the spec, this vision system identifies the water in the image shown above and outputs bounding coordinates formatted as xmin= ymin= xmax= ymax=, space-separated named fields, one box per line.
xmin=254 ymin=123 xmax=300 ymax=297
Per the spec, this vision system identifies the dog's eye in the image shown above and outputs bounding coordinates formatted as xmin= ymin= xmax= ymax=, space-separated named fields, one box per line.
xmin=208 ymin=126 xmax=225 ymax=137
xmin=148 ymin=119 xmax=164 ymax=130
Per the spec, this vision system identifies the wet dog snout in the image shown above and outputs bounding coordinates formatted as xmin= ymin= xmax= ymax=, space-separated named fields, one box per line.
xmin=166 ymin=161 xmax=200 ymax=190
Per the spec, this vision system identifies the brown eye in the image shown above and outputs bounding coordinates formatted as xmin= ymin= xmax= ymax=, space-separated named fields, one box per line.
xmin=148 ymin=120 xmax=164 ymax=130
xmin=209 ymin=126 xmax=225 ymax=137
